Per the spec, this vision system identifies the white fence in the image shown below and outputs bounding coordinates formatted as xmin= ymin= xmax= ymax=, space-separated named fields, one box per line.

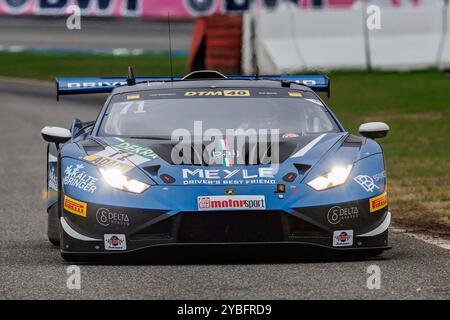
xmin=439 ymin=3 xmax=450 ymax=68
xmin=243 ymin=1 xmax=450 ymax=73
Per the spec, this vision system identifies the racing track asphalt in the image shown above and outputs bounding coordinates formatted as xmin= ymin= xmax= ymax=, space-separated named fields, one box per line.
xmin=0 ymin=79 xmax=449 ymax=299
xmin=0 ymin=17 xmax=193 ymax=52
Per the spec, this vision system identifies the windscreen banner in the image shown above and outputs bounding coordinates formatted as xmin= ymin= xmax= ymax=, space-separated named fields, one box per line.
xmin=0 ymin=0 xmax=439 ymax=17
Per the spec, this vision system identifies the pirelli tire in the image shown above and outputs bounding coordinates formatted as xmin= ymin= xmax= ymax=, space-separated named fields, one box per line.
xmin=47 ymin=143 xmax=61 ymax=247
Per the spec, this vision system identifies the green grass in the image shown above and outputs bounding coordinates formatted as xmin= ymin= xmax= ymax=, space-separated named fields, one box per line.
xmin=322 ymin=70 xmax=450 ymax=231
xmin=0 ymin=51 xmax=188 ymax=80
xmin=1 ymin=52 xmax=449 ymax=231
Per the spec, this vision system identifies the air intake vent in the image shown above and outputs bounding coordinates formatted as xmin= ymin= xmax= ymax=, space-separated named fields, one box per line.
xmin=342 ymin=134 xmax=364 ymax=147
xmin=77 ymin=138 xmax=105 ymax=151
xmin=293 ymin=163 xmax=311 ymax=176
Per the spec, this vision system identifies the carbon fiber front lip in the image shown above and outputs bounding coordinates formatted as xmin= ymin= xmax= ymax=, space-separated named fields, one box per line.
xmin=61 ymin=241 xmax=392 ymax=262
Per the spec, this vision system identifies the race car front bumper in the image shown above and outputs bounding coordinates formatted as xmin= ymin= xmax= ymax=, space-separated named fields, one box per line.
xmin=60 ymin=207 xmax=391 ymax=262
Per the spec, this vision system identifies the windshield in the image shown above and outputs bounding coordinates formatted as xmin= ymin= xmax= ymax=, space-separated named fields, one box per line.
xmin=98 ymin=88 xmax=339 ymax=137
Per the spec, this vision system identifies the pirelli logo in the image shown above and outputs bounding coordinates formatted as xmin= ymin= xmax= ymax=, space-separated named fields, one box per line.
xmin=184 ymin=90 xmax=250 ymax=97
xmin=64 ymin=195 xmax=87 ymax=217
xmin=369 ymin=192 xmax=388 ymax=213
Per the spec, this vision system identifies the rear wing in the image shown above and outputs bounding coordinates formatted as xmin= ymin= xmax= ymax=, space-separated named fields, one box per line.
xmin=55 ymin=74 xmax=330 ymax=100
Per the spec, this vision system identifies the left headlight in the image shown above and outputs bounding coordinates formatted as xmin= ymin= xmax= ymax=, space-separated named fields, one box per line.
xmin=100 ymin=168 xmax=150 ymax=194
xmin=307 ymin=165 xmax=353 ymax=191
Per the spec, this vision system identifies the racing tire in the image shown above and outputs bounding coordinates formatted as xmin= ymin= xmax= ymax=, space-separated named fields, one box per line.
xmin=48 ymin=236 xmax=60 ymax=247
xmin=47 ymin=143 xmax=61 ymax=247
xmin=47 ymin=208 xmax=61 ymax=247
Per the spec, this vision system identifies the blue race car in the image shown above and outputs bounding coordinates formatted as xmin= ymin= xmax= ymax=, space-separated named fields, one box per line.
xmin=42 ymin=70 xmax=391 ymax=261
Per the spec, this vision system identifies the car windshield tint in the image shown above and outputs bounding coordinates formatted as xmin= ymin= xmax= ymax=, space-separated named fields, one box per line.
xmin=99 ymin=88 xmax=339 ymax=137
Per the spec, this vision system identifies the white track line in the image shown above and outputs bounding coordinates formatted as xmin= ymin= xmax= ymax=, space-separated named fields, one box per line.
xmin=391 ymin=227 xmax=450 ymax=250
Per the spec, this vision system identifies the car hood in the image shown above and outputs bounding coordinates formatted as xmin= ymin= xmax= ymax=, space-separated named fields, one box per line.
xmin=72 ymin=132 xmax=371 ymax=186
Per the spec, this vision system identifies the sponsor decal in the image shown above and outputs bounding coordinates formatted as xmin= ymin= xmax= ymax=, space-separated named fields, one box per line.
xmin=114 ymin=140 xmax=159 ymax=161
xmin=213 ymin=139 xmax=235 ymax=167
xmin=258 ymin=91 xmax=278 ymax=95
xmin=64 ymin=195 xmax=87 ymax=217
xmin=327 ymin=206 xmax=359 ymax=225
xmin=184 ymin=90 xmax=250 ymax=97
xmin=96 ymin=208 xmax=130 ymax=227
xmin=223 ymin=90 xmax=250 ymax=97
xmin=127 ymin=94 xmax=140 ymax=100
xmin=225 ymin=188 xmax=235 ymax=195
xmin=104 ymin=234 xmax=126 ymax=251
xmin=197 ymin=195 xmax=266 ymax=211
xmin=354 ymin=175 xmax=380 ymax=192
xmin=372 ymin=170 xmax=386 ymax=182
xmin=369 ymin=192 xmax=388 ymax=213
xmin=48 ymin=165 xmax=58 ymax=191
xmin=305 ymin=98 xmax=324 ymax=106
xmin=83 ymin=154 xmax=133 ymax=173
xmin=282 ymin=133 xmax=299 ymax=139
xmin=288 ymin=91 xmax=302 ymax=97
xmin=333 ymin=230 xmax=353 ymax=247
xmin=182 ymin=168 xmax=275 ymax=185
xmin=86 ymin=145 xmax=152 ymax=167
xmin=63 ymin=164 xmax=98 ymax=194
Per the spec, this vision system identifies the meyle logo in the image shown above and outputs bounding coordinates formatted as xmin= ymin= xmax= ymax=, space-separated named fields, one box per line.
xmin=197 ymin=196 xmax=266 ymax=211
xmin=182 ymin=168 xmax=274 ymax=179
xmin=182 ymin=168 xmax=276 ymax=185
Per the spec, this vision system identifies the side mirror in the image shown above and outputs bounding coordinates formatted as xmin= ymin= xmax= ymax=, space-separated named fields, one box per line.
xmin=358 ymin=122 xmax=389 ymax=139
xmin=41 ymin=126 xmax=72 ymax=144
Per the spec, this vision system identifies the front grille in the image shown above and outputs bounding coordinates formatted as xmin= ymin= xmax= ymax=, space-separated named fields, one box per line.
xmin=178 ymin=211 xmax=284 ymax=243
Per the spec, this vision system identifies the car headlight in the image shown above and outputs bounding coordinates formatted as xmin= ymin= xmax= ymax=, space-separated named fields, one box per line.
xmin=307 ymin=165 xmax=353 ymax=191
xmin=100 ymin=168 xmax=150 ymax=194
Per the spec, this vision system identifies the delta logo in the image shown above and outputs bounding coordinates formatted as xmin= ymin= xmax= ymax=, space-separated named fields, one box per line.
xmin=64 ymin=195 xmax=87 ymax=217
xmin=369 ymin=192 xmax=388 ymax=213
xmin=197 ymin=195 xmax=266 ymax=211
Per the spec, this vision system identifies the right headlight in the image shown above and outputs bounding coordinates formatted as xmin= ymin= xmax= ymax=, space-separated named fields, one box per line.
xmin=307 ymin=165 xmax=353 ymax=191
xmin=100 ymin=168 xmax=150 ymax=194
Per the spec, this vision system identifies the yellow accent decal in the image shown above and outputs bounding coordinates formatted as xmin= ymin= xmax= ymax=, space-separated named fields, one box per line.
xmin=223 ymin=90 xmax=250 ymax=97
xmin=369 ymin=192 xmax=388 ymax=213
xmin=127 ymin=94 xmax=140 ymax=100
xmin=83 ymin=155 xmax=133 ymax=173
xmin=64 ymin=195 xmax=87 ymax=217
